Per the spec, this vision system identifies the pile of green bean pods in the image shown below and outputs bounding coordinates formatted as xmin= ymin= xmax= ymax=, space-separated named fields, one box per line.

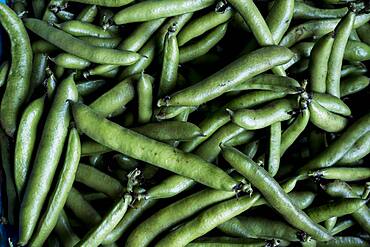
xmin=0 ymin=0 xmax=370 ymax=246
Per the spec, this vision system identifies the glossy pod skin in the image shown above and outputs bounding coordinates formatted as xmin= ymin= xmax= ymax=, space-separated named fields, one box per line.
xmin=51 ymin=53 xmax=91 ymax=70
xmin=81 ymin=140 xmax=111 ymax=156
xmin=55 ymin=20 xmax=118 ymax=38
xmin=299 ymin=113 xmax=370 ymax=172
xmin=155 ymin=194 xmax=261 ymax=247
xmin=72 ymin=102 xmax=239 ymax=192
xmin=186 ymin=237 xmax=267 ymax=247
xmin=75 ymin=195 xmax=132 ymax=247
xmin=24 ymin=18 xmax=141 ymax=65
xmin=338 ymin=132 xmax=370 ymax=164
xmin=194 ymin=123 xmax=248 ymax=162
xmin=340 ymin=75 xmax=370 ymax=97
xmin=180 ymin=90 xmax=287 ymax=153
xmin=280 ymin=106 xmax=310 ymax=156
xmin=75 ymin=163 xmax=124 ymax=198
xmin=102 ymin=199 xmax=156 ymax=245
xmin=132 ymin=121 xmax=202 ymax=141
xmin=308 ymin=99 xmax=348 ymax=133
xmin=19 ymin=74 xmax=78 ymax=246
xmin=305 ymin=198 xmax=367 ymax=223
xmin=316 ymin=236 xmax=370 ymax=247
xmin=229 ymin=99 xmax=296 ymax=130
xmin=179 ymin=23 xmax=228 ymax=64
xmin=279 ymin=13 xmax=370 ymax=48
xmin=79 ymin=36 xmax=122 ymax=49
xmin=126 ymin=189 xmax=235 ymax=247
xmin=77 ymin=79 xmax=106 ymax=97
xmin=0 ymin=60 xmax=9 ymax=88
xmin=218 ymin=216 xmax=300 ymax=241
xmin=158 ymin=29 xmax=179 ymax=97
xmin=0 ymin=3 xmax=32 ymax=137
xmin=113 ymin=0 xmax=215 ymax=24
xmin=327 ymin=11 xmax=355 ymax=98
xmin=312 ymin=93 xmax=351 ymax=116
xmin=293 ymin=2 xmax=348 ymax=20
xmin=76 ymin=4 xmax=98 ymax=22
xmin=89 ymin=75 xmax=137 ymax=118
xmin=14 ymin=96 xmax=45 ymax=197
xmin=310 ymin=167 xmax=370 ymax=181
xmin=221 ymin=146 xmax=332 ymax=241
xmin=310 ymin=33 xmax=335 ymax=93
xmin=227 ymin=0 xmax=285 ymax=76
xmin=344 ymin=40 xmax=370 ymax=61
xmin=158 ymin=46 xmax=293 ymax=107
xmin=28 ymin=53 xmax=48 ymax=99
xmin=137 ymin=73 xmax=153 ymax=124
xmin=29 ymin=128 xmax=81 ymax=247
xmin=322 ymin=180 xmax=370 ymax=234
xmin=177 ymin=7 xmax=233 ymax=46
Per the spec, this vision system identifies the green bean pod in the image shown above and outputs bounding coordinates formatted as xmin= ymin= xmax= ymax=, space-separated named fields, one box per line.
xmin=89 ymin=75 xmax=137 ymax=118
xmin=137 ymin=73 xmax=153 ymax=124
xmin=279 ymin=13 xmax=370 ymax=48
xmin=178 ymin=7 xmax=233 ymax=46
xmin=338 ymin=132 xmax=370 ymax=164
xmin=19 ymin=73 xmax=78 ymax=245
xmin=81 ymin=140 xmax=111 ymax=156
xmin=222 ymin=146 xmax=332 ymax=241
xmin=54 ymin=210 xmax=80 ymax=247
xmin=0 ymin=128 xmax=17 ymax=225
xmin=51 ymin=53 xmax=91 ymax=70
xmin=230 ymin=98 xmax=296 ymax=130
xmin=309 ymin=167 xmax=370 ymax=181
xmin=14 ymin=96 xmax=45 ymax=197
xmin=223 ymin=131 xmax=255 ymax=147
xmin=357 ymin=22 xmax=370 ymax=46
xmin=158 ymin=30 xmax=179 ymax=97
xmin=194 ymin=123 xmax=248 ymax=162
xmin=102 ymin=199 xmax=156 ymax=245
xmin=228 ymin=0 xmax=286 ymax=76
xmin=263 ymin=0 xmax=292 ymax=44
xmin=322 ymin=180 xmax=370 ymax=233
xmin=76 ymin=5 xmax=98 ymax=23
xmin=306 ymin=198 xmax=367 ymax=223
xmin=126 ymin=189 xmax=235 ymax=247
xmin=344 ymin=40 xmax=370 ymax=61
xmin=340 ymin=75 xmax=370 ymax=97
xmin=75 ymin=163 xmax=124 ymax=198
xmin=218 ymin=216 xmax=300 ymax=241
xmin=0 ymin=4 xmax=32 ymax=137
xmin=331 ymin=219 xmax=355 ymax=235
xmin=326 ymin=11 xmax=355 ymax=97
xmin=341 ymin=63 xmax=367 ymax=77
xmin=29 ymin=128 xmax=81 ymax=246
xmin=268 ymin=122 xmax=281 ymax=177
xmin=114 ymin=0 xmax=215 ymax=24
xmin=280 ymin=106 xmax=310 ymax=156
xmin=158 ymin=46 xmax=293 ymax=106
xmin=77 ymin=79 xmax=106 ymax=97
xmin=32 ymin=0 xmax=45 ymax=19
xmin=67 ymin=0 xmax=133 ymax=7
xmin=313 ymin=93 xmax=351 ymax=116
xmin=180 ymin=90 xmax=287 ymax=152
xmin=32 ymin=40 xmax=59 ymax=53
xmin=75 ymin=195 xmax=132 ymax=247
xmin=55 ymin=10 xmax=75 ymax=21
xmin=310 ymin=32 xmax=335 ymax=93
xmin=146 ymin=175 xmax=197 ymax=199
xmin=179 ymin=23 xmax=228 ymax=64
xmin=155 ymin=194 xmax=261 ymax=247
xmin=155 ymin=106 xmax=196 ymax=121
xmin=72 ymin=102 xmax=239 ymax=192
xmin=133 ymin=121 xmax=202 ymax=142
xmin=28 ymin=53 xmax=48 ymax=99
xmin=65 ymin=187 xmax=101 ymax=227
xmin=186 ymin=237 xmax=266 ymax=247
xmin=78 ymin=36 xmax=122 ymax=49
xmin=308 ymin=99 xmax=348 ymax=133
xmin=119 ymin=39 xmax=156 ymax=80
xmin=24 ymin=18 xmax=140 ymax=66
xmin=316 ymin=236 xmax=370 ymax=247
xmin=294 ymin=2 xmax=348 ymax=20
xmin=55 ymin=20 xmax=118 ymax=38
